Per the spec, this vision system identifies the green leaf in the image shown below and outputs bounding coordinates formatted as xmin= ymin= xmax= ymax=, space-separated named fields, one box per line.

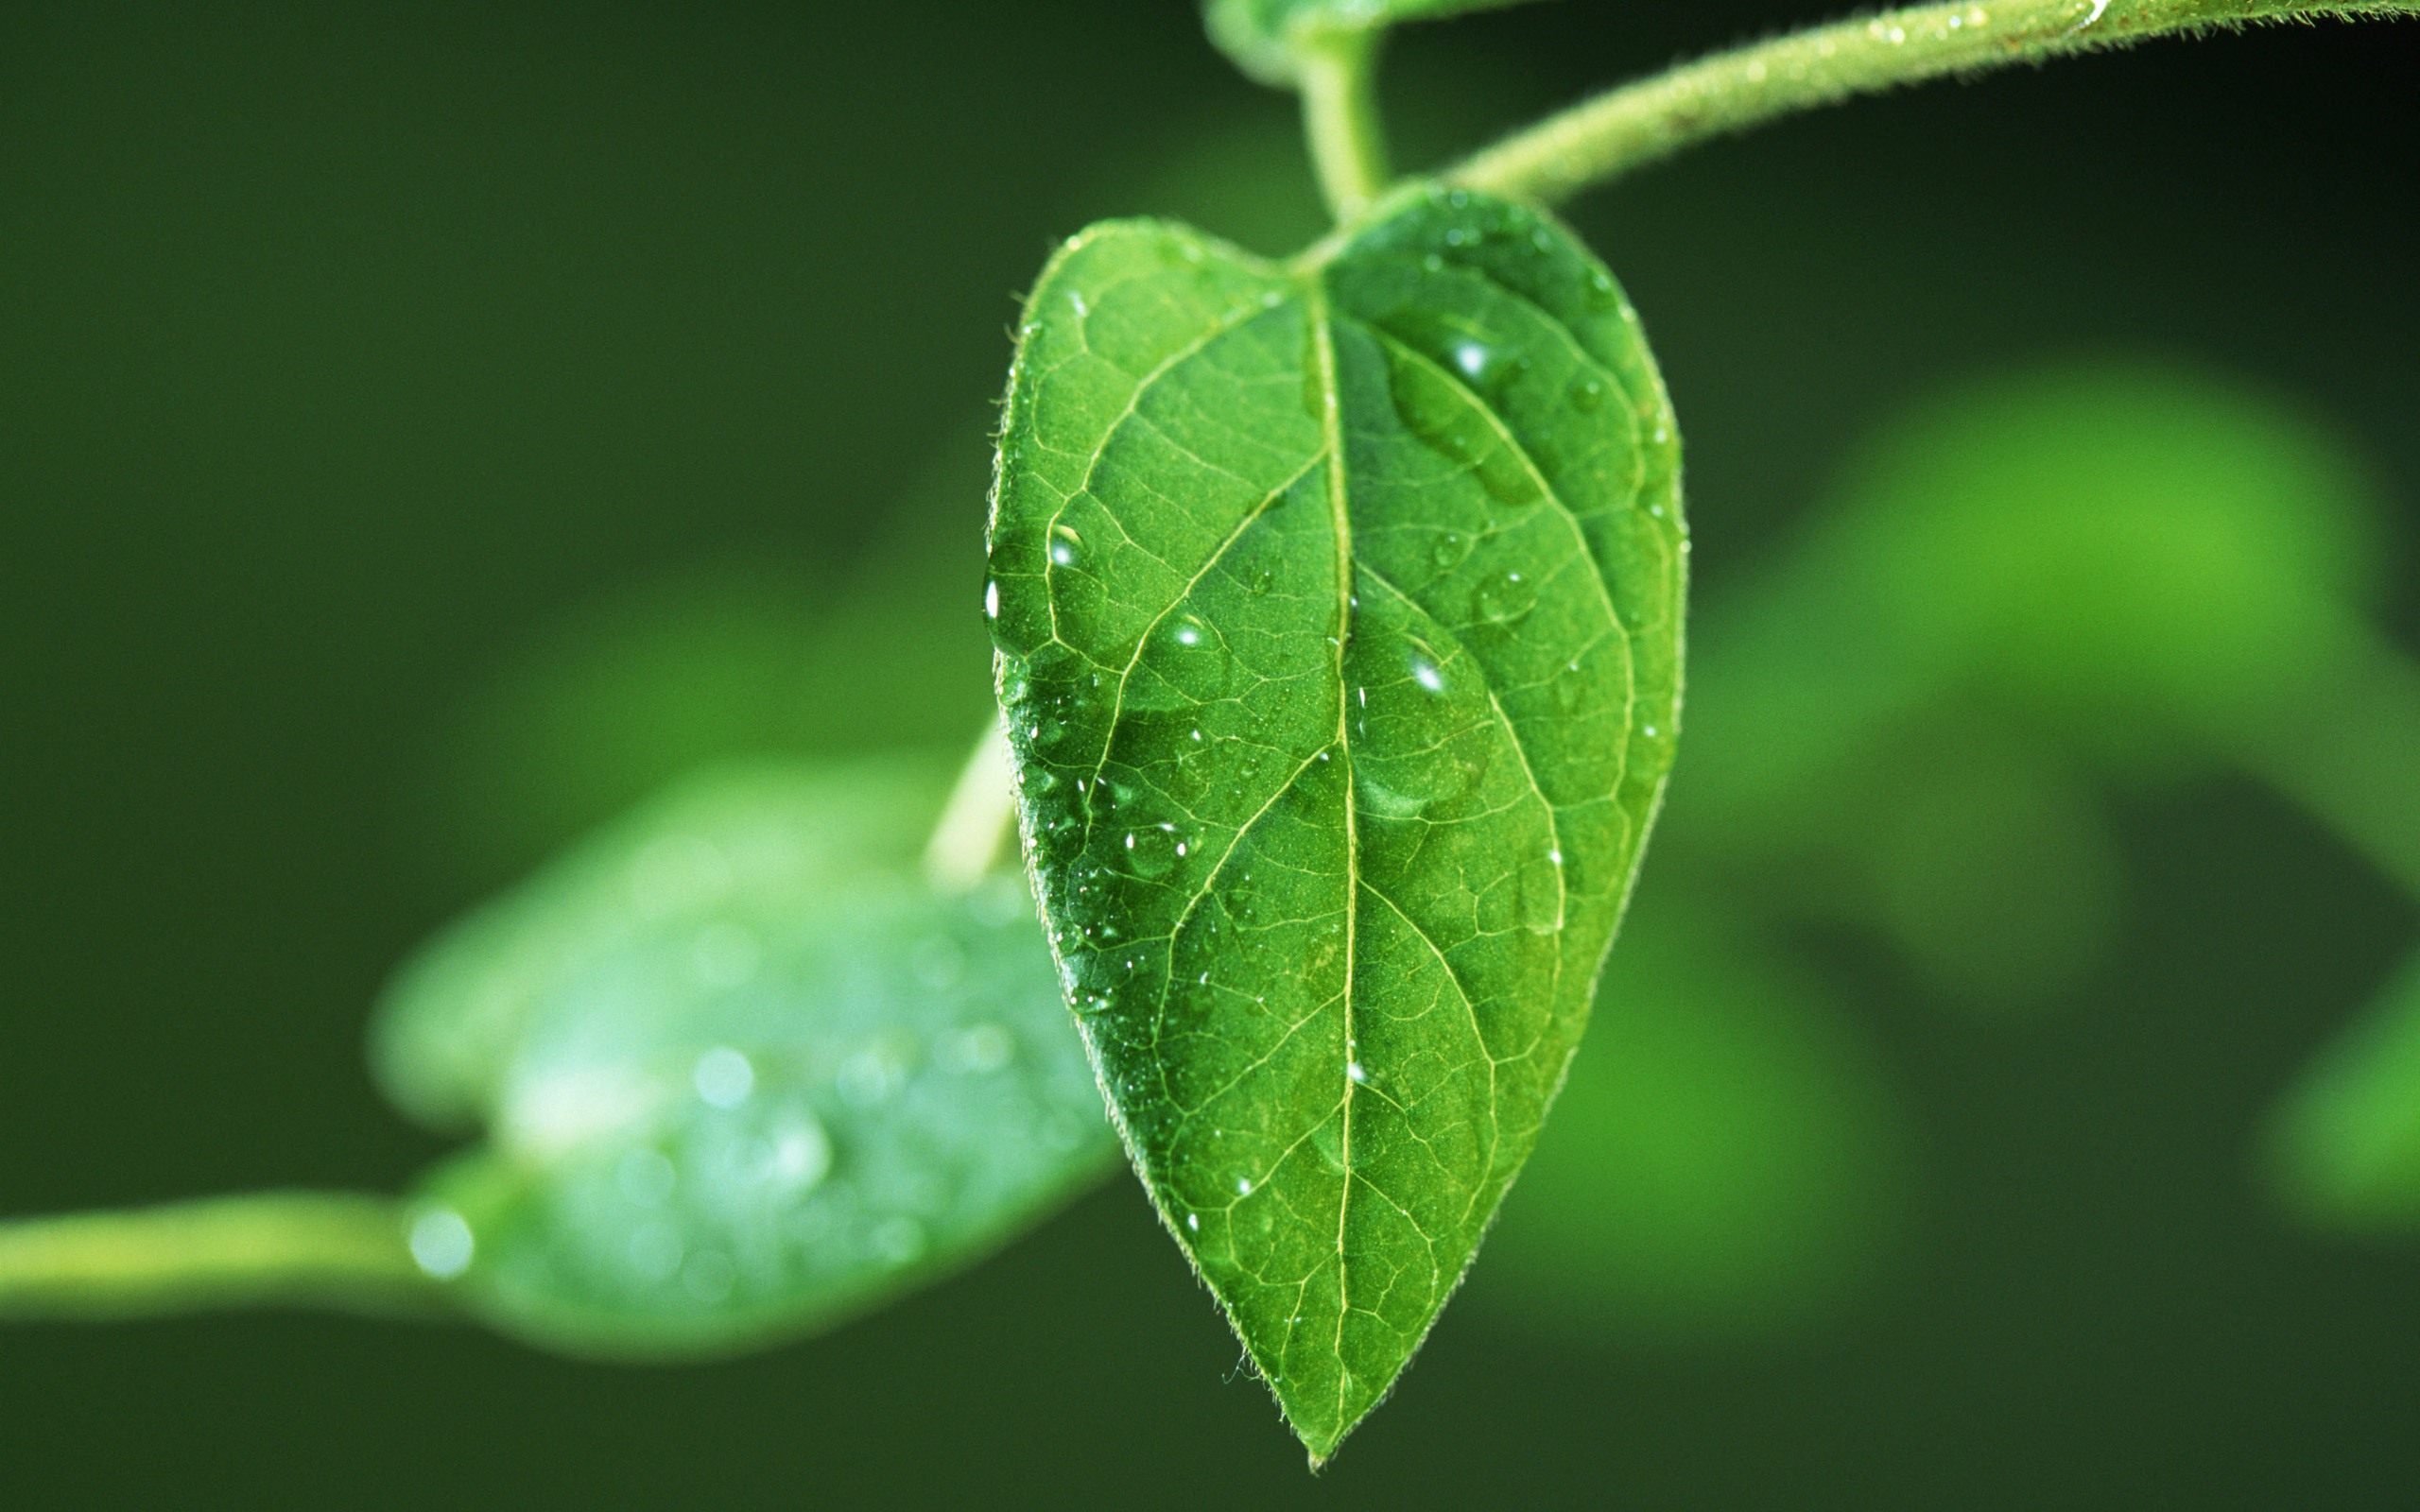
xmin=984 ymin=184 xmax=1685 ymax=1458
xmin=2267 ymin=949 xmax=2420 ymax=1233
xmin=1206 ymin=0 xmax=1537 ymax=85
xmin=372 ymin=761 xmax=1119 ymax=1358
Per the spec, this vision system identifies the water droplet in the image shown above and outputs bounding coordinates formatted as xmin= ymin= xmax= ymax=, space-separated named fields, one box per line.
xmin=1408 ymin=646 xmax=1449 ymax=696
xmin=1451 ymin=340 xmax=1494 ymax=384
xmin=1347 ymin=1061 xmax=1369 ymax=1084
xmin=617 ymin=1147 xmax=679 ymax=1207
xmin=407 ymin=1209 xmax=475 ymax=1280
xmin=937 ymin=1022 xmax=1016 ymax=1074
xmin=1246 ymin=563 xmax=1275 ymax=595
xmin=1569 ymin=377 xmax=1606 ymax=412
xmin=910 ymin=932 xmax=966 ymax=988
xmin=1584 ymin=268 xmax=1621 ymax=310
xmin=1185 ymin=1212 xmax=1201 ymax=1232
xmin=694 ymin=1047 xmax=755 ymax=1108
xmin=837 ymin=1044 xmax=908 ymax=1106
xmin=1123 ymin=824 xmax=1180 ymax=880
xmin=1431 ymin=529 xmax=1473 ymax=572
xmin=1473 ymin=570 xmax=1537 ymax=627
xmin=683 ymin=1250 xmax=736 ymax=1304
xmin=1475 ymin=447 xmax=1542 ymax=508
xmin=1047 ymin=524 xmax=1084 ymax=570
xmin=984 ymin=578 xmax=1001 ymax=620
xmin=1236 ymin=1177 xmax=1255 ymax=1196
xmin=767 ymin=1110 xmax=833 ymax=1192
xmin=629 ymin=1221 xmax=683 ymax=1281
xmin=1552 ymin=658 xmax=1591 ymax=714
xmin=871 ymin=1217 xmax=928 ymax=1264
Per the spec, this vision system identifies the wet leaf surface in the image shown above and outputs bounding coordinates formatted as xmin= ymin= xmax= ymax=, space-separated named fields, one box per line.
xmin=373 ymin=762 xmax=1117 ymax=1357
xmin=986 ymin=183 xmax=1685 ymax=1456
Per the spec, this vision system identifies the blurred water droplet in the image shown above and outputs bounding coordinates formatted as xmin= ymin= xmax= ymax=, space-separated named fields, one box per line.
xmin=837 ymin=1044 xmax=908 ymax=1106
xmin=629 ymin=1221 xmax=683 ymax=1282
xmin=693 ymin=1046 xmax=755 ymax=1108
xmin=871 ymin=1217 xmax=928 ymax=1264
xmin=909 ymin=932 xmax=966 ymax=988
xmin=407 ymin=1209 xmax=475 ymax=1280
xmin=766 ymin=1109 xmax=833 ymax=1193
xmin=937 ymin=1022 xmax=1016 ymax=1074
xmin=617 ymin=1147 xmax=679 ymax=1207
xmin=683 ymin=1250 xmax=736 ymax=1304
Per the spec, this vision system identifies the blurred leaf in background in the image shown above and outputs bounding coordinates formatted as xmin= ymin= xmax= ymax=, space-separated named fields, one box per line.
xmin=1669 ymin=356 xmax=2391 ymax=1013
xmin=376 ymin=760 xmax=1116 ymax=1358
xmin=2269 ymin=948 xmax=2420 ymax=1234
xmin=422 ymin=440 xmax=1000 ymax=897
xmin=1476 ymin=898 xmax=1915 ymax=1342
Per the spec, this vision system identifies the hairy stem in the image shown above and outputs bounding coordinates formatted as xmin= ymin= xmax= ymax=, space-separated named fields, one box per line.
xmin=1298 ymin=30 xmax=1392 ymax=221
xmin=926 ymin=715 xmax=1019 ymax=893
xmin=2235 ymin=635 xmax=2420 ymax=903
xmin=0 ymin=1192 xmax=440 ymax=1321
xmin=1450 ymin=0 xmax=2419 ymax=205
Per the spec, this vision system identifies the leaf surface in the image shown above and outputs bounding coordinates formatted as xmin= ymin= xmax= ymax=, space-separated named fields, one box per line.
xmin=373 ymin=761 xmax=1118 ymax=1357
xmin=986 ymin=184 xmax=1685 ymax=1457
xmin=1207 ymin=0 xmax=1540 ymax=84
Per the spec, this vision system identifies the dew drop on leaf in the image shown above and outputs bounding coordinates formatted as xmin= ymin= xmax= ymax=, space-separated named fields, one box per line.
xmin=1473 ymin=569 xmax=1538 ymax=627
xmin=1047 ymin=524 xmax=1085 ymax=570
xmin=1123 ymin=824 xmax=1181 ymax=880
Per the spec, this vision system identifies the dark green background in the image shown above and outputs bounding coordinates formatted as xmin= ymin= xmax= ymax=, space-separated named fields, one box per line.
xmin=3 ymin=1 xmax=2415 ymax=1505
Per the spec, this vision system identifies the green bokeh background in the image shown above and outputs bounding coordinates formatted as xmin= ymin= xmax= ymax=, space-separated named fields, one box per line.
xmin=3 ymin=1 xmax=2416 ymax=1504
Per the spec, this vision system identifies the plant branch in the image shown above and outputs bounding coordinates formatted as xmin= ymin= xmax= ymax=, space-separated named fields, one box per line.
xmin=0 ymin=1192 xmax=439 ymax=1321
xmin=1449 ymin=0 xmax=2420 ymax=206
xmin=926 ymin=715 xmax=1019 ymax=893
xmin=1297 ymin=30 xmax=1392 ymax=221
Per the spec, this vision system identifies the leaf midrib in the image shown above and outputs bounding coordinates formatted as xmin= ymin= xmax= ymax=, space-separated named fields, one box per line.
xmin=1304 ymin=267 xmax=1365 ymax=1434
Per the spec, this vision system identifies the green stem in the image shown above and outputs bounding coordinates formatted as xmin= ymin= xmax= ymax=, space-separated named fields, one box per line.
xmin=2234 ymin=634 xmax=2420 ymax=904
xmin=1297 ymin=30 xmax=1392 ymax=221
xmin=925 ymin=715 xmax=1018 ymax=894
xmin=1450 ymin=0 xmax=2420 ymax=205
xmin=0 ymin=1192 xmax=440 ymax=1321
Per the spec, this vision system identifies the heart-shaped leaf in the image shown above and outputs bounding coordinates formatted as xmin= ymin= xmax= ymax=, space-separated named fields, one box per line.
xmin=1206 ymin=0 xmax=1540 ymax=85
xmin=985 ymin=183 xmax=1685 ymax=1458
xmin=372 ymin=761 xmax=1118 ymax=1357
